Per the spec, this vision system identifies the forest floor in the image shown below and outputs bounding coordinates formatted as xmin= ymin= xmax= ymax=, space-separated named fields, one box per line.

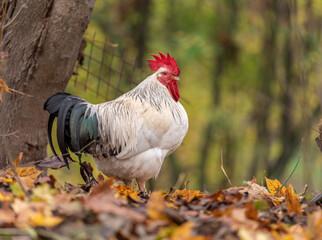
xmin=0 ymin=155 xmax=321 ymax=240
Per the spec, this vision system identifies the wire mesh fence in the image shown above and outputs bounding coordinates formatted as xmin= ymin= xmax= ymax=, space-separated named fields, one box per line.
xmin=68 ymin=33 xmax=147 ymax=102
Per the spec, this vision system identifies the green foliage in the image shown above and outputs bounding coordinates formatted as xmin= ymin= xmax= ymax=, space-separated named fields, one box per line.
xmin=61 ymin=0 xmax=322 ymax=192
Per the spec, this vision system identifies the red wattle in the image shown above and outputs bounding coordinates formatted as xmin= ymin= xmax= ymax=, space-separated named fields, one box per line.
xmin=167 ymin=79 xmax=180 ymax=102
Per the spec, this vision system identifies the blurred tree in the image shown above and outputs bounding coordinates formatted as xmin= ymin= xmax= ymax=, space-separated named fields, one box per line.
xmin=0 ymin=0 xmax=95 ymax=168
xmin=199 ymin=0 xmax=239 ymax=189
xmin=250 ymin=0 xmax=278 ymax=178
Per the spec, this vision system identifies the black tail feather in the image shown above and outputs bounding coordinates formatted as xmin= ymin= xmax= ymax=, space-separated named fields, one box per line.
xmin=56 ymin=96 xmax=86 ymax=169
xmin=44 ymin=92 xmax=98 ymax=170
xmin=70 ymin=103 xmax=87 ymax=154
xmin=44 ymin=93 xmax=71 ymax=115
xmin=47 ymin=114 xmax=58 ymax=157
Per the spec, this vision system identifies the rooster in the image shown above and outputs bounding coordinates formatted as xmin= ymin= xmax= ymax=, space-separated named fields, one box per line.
xmin=44 ymin=52 xmax=188 ymax=192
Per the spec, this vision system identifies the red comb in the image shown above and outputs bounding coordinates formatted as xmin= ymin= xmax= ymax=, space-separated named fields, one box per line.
xmin=147 ymin=52 xmax=180 ymax=76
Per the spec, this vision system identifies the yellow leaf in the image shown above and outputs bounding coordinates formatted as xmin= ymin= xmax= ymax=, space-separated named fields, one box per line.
xmin=265 ymin=177 xmax=291 ymax=198
xmin=171 ymin=222 xmax=194 ymax=240
xmin=265 ymin=177 xmax=285 ymax=197
xmin=165 ymin=202 xmax=179 ymax=209
xmin=0 ymin=176 xmax=14 ymax=184
xmin=147 ymin=191 xmax=168 ymax=221
xmin=29 ymin=212 xmax=63 ymax=227
xmin=172 ymin=188 xmax=204 ymax=202
xmin=0 ymin=191 xmax=12 ymax=201
xmin=171 ymin=222 xmax=210 ymax=240
xmin=112 ymin=184 xmax=139 ymax=201
xmin=5 ymin=166 xmax=43 ymax=190
xmin=287 ymin=184 xmax=299 ymax=198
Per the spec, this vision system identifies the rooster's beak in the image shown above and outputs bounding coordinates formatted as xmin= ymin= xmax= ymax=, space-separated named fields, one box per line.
xmin=172 ymin=76 xmax=180 ymax=81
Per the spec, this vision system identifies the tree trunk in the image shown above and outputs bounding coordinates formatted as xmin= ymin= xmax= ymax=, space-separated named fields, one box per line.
xmin=249 ymin=0 xmax=278 ymax=178
xmin=0 ymin=0 xmax=96 ymax=168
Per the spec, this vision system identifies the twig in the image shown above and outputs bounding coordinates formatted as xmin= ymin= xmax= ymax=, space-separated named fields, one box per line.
xmin=220 ymin=148 xmax=234 ymax=187
xmin=273 ymin=150 xmax=301 ymax=197
xmin=3 ymin=143 xmax=28 ymax=197
xmin=299 ymin=184 xmax=308 ymax=196
xmin=0 ymin=130 xmax=18 ymax=138
xmin=174 ymin=173 xmax=186 ymax=190
xmin=8 ymin=87 xmax=33 ymax=97
xmin=2 ymin=3 xmax=26 ymax=31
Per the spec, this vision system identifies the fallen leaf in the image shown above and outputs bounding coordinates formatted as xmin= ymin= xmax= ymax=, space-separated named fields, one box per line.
xmin=90 ymin=177 xmax=114 ymax=196
xmin=265 ymin=177 xmax=286 ymax=198
xmin=84 ymin=192 xmax=146 ymax=222
xmin=6 ymin=166 xmax=43 ymax=190
xmin=28 ymin=212 xmax=63 ymax=227
xmin=0 ymin=191 xmax=12 ymax=201
xmin=31 ymin=183 xmax=58 ymax=204
xmin=206 ymin=190 xmax=225 ymax=202
xmin=0 ymin=203 xmax=15 ymax=226
xmin=36 ymin=156 xmax=72 ymax=170
xmin=212 ymin=206 xmax=233 ymax=218
xmin=286 ymin=190 xmax=302 ymax=216
xmin=170 ymin=221 xmax=210 ymax=240
xmin=244 ymin=202 xmax=258 ymax=220
xmin=171 ymin=188 xmax=204 ymax=202
xmin=112 ymin=184 xmax=139 ymax=201
xmin=9 ymin=183 xmax=25 ymax=198
xmin=147 ymin=191 xmax=168 ymax=221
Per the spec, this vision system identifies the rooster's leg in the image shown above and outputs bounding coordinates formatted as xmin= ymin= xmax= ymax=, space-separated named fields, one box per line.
xmin=124 ymin=179 xmax=133 ymax=187
xmin=137 ymin=180 xmax=149 ymax=199
xmin=137 ymin=180 xmax=146 ymax=192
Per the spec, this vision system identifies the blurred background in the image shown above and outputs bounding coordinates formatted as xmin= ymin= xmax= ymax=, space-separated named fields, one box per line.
xmin=50 ymin=0 xmax=322 ymax=193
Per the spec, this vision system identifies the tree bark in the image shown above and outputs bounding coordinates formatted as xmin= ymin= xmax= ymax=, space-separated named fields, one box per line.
xmin=0 ymin=0 xmax=96 ymax=168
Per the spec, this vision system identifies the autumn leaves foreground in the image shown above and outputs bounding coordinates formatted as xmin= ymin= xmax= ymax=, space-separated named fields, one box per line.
xmin=0 ymin=157 xmax=321 ymax=240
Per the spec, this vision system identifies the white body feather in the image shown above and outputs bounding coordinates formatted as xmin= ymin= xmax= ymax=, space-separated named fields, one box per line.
xmin=88 ymin=70 xmax=188 ymax=182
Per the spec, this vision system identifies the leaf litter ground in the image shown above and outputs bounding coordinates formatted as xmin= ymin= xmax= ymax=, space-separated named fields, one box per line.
xmin=0 ymin=157 xmax=321 ymax=240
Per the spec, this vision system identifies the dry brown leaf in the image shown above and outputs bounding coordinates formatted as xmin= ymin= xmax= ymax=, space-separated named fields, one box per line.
xmin=244 ymin=202 xmax=258 ymax=220
xmin=84 ymin=192 xmax=146 ymax=222
xmin=243 ymin=181 xmax=271 ymax=199
xmin=147 ymin=191 xmax=168 ymax=221
xmin=212 ymin=206 xmax=233 ymax=218
xmin=90 ymin=177 xmax=114 ymax=196
xmin=206 ymin=190 xmax=225 ymax=202
xmin=286 ymin=190 xmax=302 ymax=216
xmin=0 ymin=204 xmax=15 ymax=226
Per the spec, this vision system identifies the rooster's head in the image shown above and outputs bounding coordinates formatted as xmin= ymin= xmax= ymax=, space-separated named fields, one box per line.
xmin=147 ymin=52 xmax=181 ymax=102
